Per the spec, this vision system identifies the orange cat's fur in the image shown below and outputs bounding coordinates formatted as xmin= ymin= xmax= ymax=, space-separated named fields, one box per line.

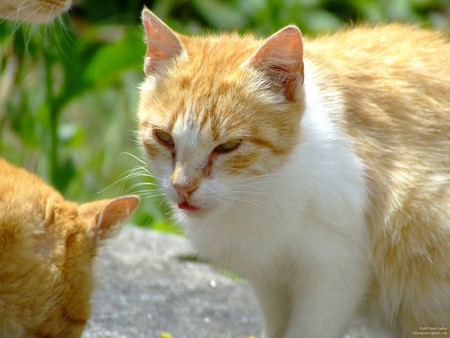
xmin=0 ymin=0 xmax=71 ymax=23
xmin=138 ymin=9 xmax=449 ymax=338
xmin=0 ymin=157 xmax=139 ymax=337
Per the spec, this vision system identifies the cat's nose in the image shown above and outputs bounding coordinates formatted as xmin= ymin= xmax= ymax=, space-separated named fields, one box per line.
xmin=173 ymin=182 xmax=198 ymax=200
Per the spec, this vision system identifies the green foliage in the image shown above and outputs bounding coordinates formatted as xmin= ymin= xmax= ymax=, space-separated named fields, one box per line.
xmin=0 ymin=0 xmax=447 ymax=232
xmin=151 ymin=0 xmax=449 ymax=35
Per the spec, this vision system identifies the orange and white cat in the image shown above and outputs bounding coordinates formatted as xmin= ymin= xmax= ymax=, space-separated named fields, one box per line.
xmin=0 ymin=157 xmax=139 ymax=337
xmin=137 ymin=8 xmax=450 ymax=338
xmin=0 ymin=0 xmax=71 ymax=23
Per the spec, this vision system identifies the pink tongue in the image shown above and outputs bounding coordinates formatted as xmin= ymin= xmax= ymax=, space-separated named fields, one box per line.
xmin=178 ymin=201 xmax=200 ymax=211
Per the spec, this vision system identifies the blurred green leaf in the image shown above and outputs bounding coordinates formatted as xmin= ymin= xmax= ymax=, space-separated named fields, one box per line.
xmin=82 ymin=28 xmax=144 ymax=88
xmin=59 ymin=123 xmax=85 ymax=147
xmin=53 ymin=157 xmax=76 ymax=192
xmin=298 ymin=9 xmax=343 ymax=33
xmin=192 ymin=0 xmax=248 ymax=29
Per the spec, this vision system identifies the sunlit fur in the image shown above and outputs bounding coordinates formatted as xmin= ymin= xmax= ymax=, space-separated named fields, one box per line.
xmin=138 ymin=9 xmax=450 ymax=338
xmin=0 ymin=157 xmax=139 ymax=337
xmin=0 ymin=0 xmax=71 ymax=23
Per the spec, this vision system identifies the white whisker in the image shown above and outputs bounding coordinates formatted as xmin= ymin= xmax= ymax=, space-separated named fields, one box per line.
xmin=95 ymin=163 xmax=159 ymax=196
xmin=127 ymin=181 xmax=161 ymax=190
xmin=135 ymin=192 xmax=166 ymax=199
xmin=220 ymin=195 xmax=266 ymax=210
xmin=120 ymin=152 xmax=151 ymax=168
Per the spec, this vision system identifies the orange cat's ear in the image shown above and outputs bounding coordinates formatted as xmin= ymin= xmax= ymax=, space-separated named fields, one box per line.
xmin=245 ymin=25 xmax=304 ymax=101
xmin=81 ymin=195 xmax=140 ymax=241
xmin=95 ymin=195 xmax=140 ymax=240
xmin=141 ymin=8 xmax=185 ymax=76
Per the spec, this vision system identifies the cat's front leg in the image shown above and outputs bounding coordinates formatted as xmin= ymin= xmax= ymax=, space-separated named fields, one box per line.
xmin=284 ymin=256 xmax=371 ymax=338
xmin=250 ymin=279 xmax=290 ymax=338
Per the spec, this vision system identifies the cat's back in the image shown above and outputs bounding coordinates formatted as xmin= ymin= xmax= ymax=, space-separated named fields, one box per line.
xmin=305 ymin=24 xmax=449 ymax=159
xmin=307 ymin=24 xmax=449 ymax=73
xmin=307 ymin=24 xmax=449 ymax=110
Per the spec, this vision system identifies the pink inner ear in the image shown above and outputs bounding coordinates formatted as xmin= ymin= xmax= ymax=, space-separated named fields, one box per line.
xmin=96 ymin=195 xmax=140 ymax=240
xmin=248 ymin=25 xmax=304 ymax=100
xmin=250 ymin=26 xmax=304 ymax=73
xmin=142 ymin=9 xmax=185 ymax=75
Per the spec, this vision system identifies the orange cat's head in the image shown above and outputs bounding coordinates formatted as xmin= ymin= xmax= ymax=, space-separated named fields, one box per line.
xmin=39 ymin=195 xmax=140 ymax=337
xmin=138 ymin=9 xmax=305 ymax=217
xmin=0 ymin=158 xmax=139 ymax=337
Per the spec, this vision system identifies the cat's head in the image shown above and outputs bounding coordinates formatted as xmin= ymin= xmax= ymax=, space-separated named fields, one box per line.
xmin=29 ymin=194 xmax=139 ymax=337
xmin=0 ymin=0 xmax=72 ymax=23
xmin=138 ymin=9 xmax=305 ymax=219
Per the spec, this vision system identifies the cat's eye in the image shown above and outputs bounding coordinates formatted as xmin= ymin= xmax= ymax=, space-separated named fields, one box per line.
xmin=214 ymin=139 xmax=242 ymax=153
xmin=154 ymin=130 xmax=174 ymax=146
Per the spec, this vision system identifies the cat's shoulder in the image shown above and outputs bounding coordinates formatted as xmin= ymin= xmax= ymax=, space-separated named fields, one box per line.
xmin=0 ymin=157 xmax=60 ymax=199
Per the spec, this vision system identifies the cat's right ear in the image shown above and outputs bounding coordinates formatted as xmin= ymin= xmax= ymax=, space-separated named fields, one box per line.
xmin=141 ymin=8 xmax=185 ymax=76
xmin=244 ymin=25 xmax=304 ymax=101
xmin=95 ymin=195 xmax=140 ymax=240
xmin=81 ymin=195 xmax=140 ymax=241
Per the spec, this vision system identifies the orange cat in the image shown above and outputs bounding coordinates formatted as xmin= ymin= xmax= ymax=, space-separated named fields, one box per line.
xmin=137 ymin=8 xmax=450 ymax=338
xmin=0 ymin=157 xmax=139 ymax=337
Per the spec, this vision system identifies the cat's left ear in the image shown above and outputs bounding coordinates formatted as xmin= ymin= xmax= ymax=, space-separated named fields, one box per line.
xmin=141 ymin=8 xmax=185 ymax=76
xmin=244 ymin=25 xmax=304 ymax=101
xmin=81 ymin=195 xmax=140 ymax=241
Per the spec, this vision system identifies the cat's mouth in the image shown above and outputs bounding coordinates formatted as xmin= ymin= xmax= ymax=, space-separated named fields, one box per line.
xmin=178 ymin=201 xmax=201 ymax=212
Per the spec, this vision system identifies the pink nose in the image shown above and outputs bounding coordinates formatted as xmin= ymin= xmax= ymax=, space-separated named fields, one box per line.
xmin=173 ymin=183 xmax=198 ymax=200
